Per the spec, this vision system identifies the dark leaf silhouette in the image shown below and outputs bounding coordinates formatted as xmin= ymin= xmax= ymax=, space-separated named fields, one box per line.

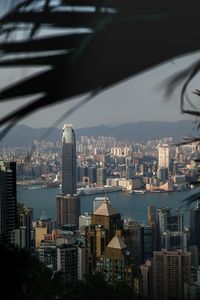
xmin=0 ymin=0 xmax=200 ymax=136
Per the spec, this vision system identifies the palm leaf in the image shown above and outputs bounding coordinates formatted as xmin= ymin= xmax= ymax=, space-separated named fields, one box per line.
xmin=0 ymin=0 xmax=200 ymax=135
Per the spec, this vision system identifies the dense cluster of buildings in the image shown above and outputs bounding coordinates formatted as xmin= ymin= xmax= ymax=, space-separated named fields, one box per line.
xmin=1 ymin=125 xmax=200 ymax=299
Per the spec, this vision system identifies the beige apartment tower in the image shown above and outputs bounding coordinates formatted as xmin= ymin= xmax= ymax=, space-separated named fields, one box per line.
xmin=158 ymin=144 xmax=169 ymax=169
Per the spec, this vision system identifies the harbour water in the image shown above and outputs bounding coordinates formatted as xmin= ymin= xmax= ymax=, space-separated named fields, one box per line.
xmin=17 ymin=186 xmax=200 ymax=226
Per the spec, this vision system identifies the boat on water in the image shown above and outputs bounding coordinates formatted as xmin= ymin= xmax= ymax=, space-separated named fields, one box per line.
xmin=78 ymin=186 xmax=122 ymax=196
xmin=43 ymin=181 xmax=60 ymax=189
xmin=132 ymin=190 xmax=147 ymax=194
xmin=149 ymin=189 xmax=174 ymax=193
xmin=23 ymin=186 xmax=42 ymax=190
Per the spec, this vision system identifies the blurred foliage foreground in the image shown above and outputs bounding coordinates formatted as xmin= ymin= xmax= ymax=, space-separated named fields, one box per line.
xmin=0 ymin=242 xmax=142 ymax=300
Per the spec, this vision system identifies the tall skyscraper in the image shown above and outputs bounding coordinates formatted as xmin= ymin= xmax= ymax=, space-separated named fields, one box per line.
xmin=61 ymin=124 xmax=77 ymax=195
xmin=85 ymin=199 xmax=123 ymax=274
xmin=96 ymin=167 xmax=106 ymax=186
xmin=158 ymin=144 xmax=169 ymax=170
xmin=0 ymin=161 xmax=17 ymax=239
xmin=56 ymin=124 xmax=80 ymax=229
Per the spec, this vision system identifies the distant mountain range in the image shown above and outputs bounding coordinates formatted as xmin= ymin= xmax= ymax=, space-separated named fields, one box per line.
xmin=0 ymin=120 xmax=198 ymax=146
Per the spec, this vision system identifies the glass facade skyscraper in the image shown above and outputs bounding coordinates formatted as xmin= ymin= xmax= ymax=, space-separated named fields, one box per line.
xmin=61 ymin=124 xmax=77 ymax=196
xmin=57 ymin=124 xmax=80 ymax=229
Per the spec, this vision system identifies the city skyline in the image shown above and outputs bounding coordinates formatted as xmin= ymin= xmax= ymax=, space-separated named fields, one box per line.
xmin=1 ymin=2 xmax=200 ymax=299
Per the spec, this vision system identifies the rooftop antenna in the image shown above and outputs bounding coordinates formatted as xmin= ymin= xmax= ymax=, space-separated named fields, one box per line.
xmin=3 ymin=144 xmax=6 ymax=160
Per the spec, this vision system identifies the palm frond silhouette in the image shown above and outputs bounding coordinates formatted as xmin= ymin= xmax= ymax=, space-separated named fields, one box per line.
xmin=0 ymin=0 xmax=200 ymax=134
xmin=1 ymin=1 xmax=200 ymax=206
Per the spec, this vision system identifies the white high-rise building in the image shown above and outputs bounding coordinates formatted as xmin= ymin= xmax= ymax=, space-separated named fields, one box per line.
xmin=158 ymin=144 xmax=169 ymax=169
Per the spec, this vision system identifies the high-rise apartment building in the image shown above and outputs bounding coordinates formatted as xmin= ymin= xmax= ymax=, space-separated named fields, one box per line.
xmin=0 ymin=161 xmax=17 ymax=239
xmin=11 ymin=203 xmax=33 ymax=249
xmin=57 ymin=244 xmax=78 ymax=281
xmin=56 ymin=124 xmax=80 ymax=229
xmin=158 ymin=144 xmax=169 ymax=170
xmin=153 ymin=250 xmax=191 ymax=300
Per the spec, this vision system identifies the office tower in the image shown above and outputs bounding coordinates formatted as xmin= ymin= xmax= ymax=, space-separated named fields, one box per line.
xmin=56 ymin=194 xmax=80 ymax=229
xmin=77 ymin=244 xmax=86 ymax=281
xmin=85 ymin=199 xmax=123 ymax=273
xmin=85 ymin=224 xmax=108 ymax=273
xmin=11 ymin=203 xmax=33 ymax=249
xmin=38 ymin=240 xmax=57 ymax=271
xmin=140 ymin=260 xmax=153 ymax=298
xmin=57 ymin=244 xmax=78 ymax=281
xmin=17 ymin=203 xmax=33 ymax=248
xmin=190 ymin=205 xmax=200 ymax=251
xmin=143 ymin=226 xmax=153 ymax=261
xmin=104 ymin=232 xmax=133 ymax=286
xmin=96 ymin=167 xmax=106 ymax=186
xmin=148 ymin=206 xmax=156 ymax=226
xmin=79 ymin=213 xmax=91 ymax=230
xmin=91 ymin=199 xmax=123 ymax=236
xmin=153 ymin=250 xmax=191 ymax=300
xmin=93 ymin=196 xmax=110 ymax=213
xmin=0 ymin=161 xmax=17 ymax=239
xmin=35 ymin=211 xmax=51 ymax=248
xmin=61 ymin=123 xmax=77 ymax=195
xmin=11 ymin=225 xmax=30 ymax=250
xmin=124 ymin=221 xmax=144 ymax=265
xmin=157 ymin=167 xmax=169 ymax=182
xmin=158 ymin=144 xmax=169 ymax=170
xmin=158 ymin=208 xmax=183 ymax=234
xmin=56 ymin=124 xmax=80 ymax=229
xmin=79 ymin=166 xmax=88 ymax=183
xmin=161 ymin=231 xmax=188 ymax=251
xmin=88 ymin=166 xmax=97 ymax=184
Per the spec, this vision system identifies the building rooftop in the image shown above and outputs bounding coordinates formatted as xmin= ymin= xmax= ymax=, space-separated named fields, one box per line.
xmin=39 ymin=211 xmax=50 ymax=221
xmin=93 ymin=200 xmax=118 ymax=216
xmin=107 ymin=235 xmax=126 ymax=250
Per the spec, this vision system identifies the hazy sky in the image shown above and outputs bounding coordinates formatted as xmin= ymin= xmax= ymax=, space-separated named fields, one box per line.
xmin=0 ymin=2 xmax=199 ymax=129
xmin=0 ymin=52 xmax=199 ymax=129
